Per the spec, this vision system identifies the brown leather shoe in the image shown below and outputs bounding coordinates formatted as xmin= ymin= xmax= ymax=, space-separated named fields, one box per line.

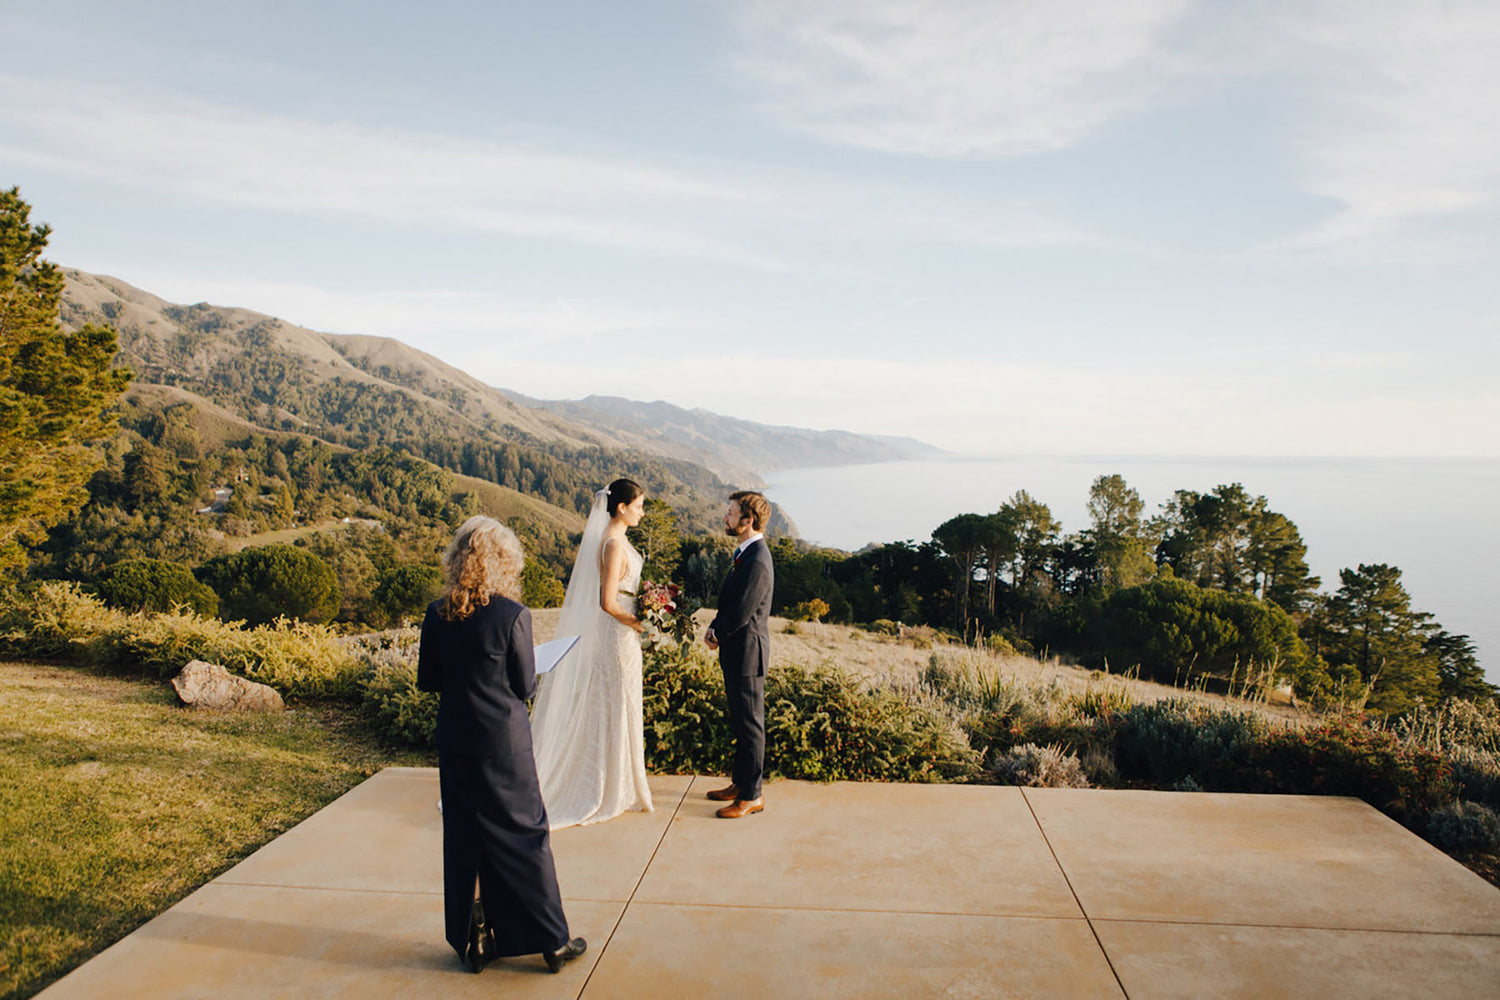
xmin=715 ymin=797 xmax=764 ymax=819
xmin=705 ymin=783 xmax=739 ymax=802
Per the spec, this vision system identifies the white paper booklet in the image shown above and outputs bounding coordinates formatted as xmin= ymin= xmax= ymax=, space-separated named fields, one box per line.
xmin=534 ymin=635 xmax=580 ymax=674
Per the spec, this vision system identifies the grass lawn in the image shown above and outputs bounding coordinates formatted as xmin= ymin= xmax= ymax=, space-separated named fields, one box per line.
xmin=0 ymin=660 xmax=431 ymax=1000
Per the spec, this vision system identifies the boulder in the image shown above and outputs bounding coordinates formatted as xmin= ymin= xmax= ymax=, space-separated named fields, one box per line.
xmin=171 ymin=659 xmax=284 ymax=712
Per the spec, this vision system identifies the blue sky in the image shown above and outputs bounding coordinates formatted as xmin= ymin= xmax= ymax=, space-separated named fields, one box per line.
xmin=3 ymin=0 xmax=1497 ymax=456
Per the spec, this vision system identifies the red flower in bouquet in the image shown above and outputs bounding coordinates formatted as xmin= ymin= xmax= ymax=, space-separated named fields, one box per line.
xmin=638 ymin=581 xmax=698 ymax=658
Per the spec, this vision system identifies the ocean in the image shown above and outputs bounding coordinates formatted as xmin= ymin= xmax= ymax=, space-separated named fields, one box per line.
xmin=764 ymin=455 xmax=1500 ymax=684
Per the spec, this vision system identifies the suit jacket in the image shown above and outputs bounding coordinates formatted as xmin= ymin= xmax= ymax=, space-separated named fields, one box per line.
xmin=417 ymin=595 xmax=537 ymax=757
xmin=710 ymin=538 xmax=774 ymax=677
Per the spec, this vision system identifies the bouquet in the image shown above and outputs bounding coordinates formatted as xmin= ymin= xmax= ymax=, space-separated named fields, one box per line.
xmin=638 ymin=580 xmax=699 ymax=659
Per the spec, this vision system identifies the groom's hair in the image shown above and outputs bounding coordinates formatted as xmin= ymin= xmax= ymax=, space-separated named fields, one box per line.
xmin=730 ymin=491 xmax=771 ymax=532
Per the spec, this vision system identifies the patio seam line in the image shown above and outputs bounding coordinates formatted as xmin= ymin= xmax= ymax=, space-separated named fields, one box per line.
xmin=210 ymin=881 xmax=445 ymax=896
xmin=1086 ymin=916 xmax=1500 ymax=938
xmin=1020 ymin=787 xmax=1130 ymax=1000
xmin=575 ymin=773 xmax=695 ymax=998
xmin=615 ymin=900 xmax=1093 ymax=919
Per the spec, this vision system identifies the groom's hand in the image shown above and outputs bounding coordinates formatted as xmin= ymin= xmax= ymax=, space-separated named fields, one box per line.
xmin=704 ymin=627 xmax=718 ymax=650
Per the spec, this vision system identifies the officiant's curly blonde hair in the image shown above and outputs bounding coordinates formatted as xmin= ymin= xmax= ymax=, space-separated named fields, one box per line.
xmin=440 ymin=515 xmax=524 ymax=621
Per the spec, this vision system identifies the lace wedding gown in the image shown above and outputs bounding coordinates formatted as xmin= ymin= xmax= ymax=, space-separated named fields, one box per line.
xmin=529 ymin=492 xmax=654 ymax=829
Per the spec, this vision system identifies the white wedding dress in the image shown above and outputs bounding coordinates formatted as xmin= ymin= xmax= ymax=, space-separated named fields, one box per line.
xmin=530 ymin=490 xmax=654 ymax=829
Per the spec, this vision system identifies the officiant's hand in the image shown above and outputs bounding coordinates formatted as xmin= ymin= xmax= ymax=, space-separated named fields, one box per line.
xmin=704 ymin=627 xmax=718 ymax=651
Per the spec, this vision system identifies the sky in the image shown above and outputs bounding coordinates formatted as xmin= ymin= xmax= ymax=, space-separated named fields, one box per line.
xmin=2 ymin=0 xmax=1498 ymax=457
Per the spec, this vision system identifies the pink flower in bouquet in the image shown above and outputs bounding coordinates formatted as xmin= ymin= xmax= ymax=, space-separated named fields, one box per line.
xmin=637 ymin=581 xmax=698 ymax=658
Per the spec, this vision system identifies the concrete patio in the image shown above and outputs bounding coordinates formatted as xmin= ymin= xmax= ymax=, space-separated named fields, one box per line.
xmin=40 ymin=769 xmax=1500 ymax=998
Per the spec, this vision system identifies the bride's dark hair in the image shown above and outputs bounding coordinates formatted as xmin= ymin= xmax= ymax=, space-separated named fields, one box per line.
xmin=606 ymin=478 xmax=644 ymax=517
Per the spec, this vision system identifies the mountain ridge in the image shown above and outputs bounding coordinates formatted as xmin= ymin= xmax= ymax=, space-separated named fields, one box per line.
xmin=61 ymin=270 xmax=938 ymax=493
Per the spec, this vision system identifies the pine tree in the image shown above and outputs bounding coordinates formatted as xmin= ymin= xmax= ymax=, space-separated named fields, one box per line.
xmin=0 ymin=188 xmax=131 ymax=575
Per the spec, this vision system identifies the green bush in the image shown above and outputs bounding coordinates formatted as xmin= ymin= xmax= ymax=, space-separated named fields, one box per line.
xmin=766 ymin=663 xmax=979 ymax=782
xmin=521 ymin=559 xmax=566 ymax=608
xmin=361 ymin=659 xmax=438 ymax=748
xmin=642 ymin=652 xmax=979 ymax=782
xmin=643 ymin=649 xmax=732 ymax=774
xmin=1115 ymin=700 xmax=1266 ymax=790
xmin=1239 ymin=719 xmax=1453 ymax=828
xmin=1447 ymin=746 xmax=1500 ymax=811
xmin=372 ymin=564 xmax=443 ymax=625
xmin=983 ymin=633 xmax=1018 ymax=656
xmin=198 ymin=544 xmax=340 ymax=624
xmin=94 ymin=558 xmax=218 ymax=616
xmin=1086 ymin=577 xmax=1307 ymax=685
xmin=0 ymin=580 xmax=125 ymax=660
xmin=923 ymin=651 xmax=1123 ymax=768
xmin=1427 ymin=801 xmax=1500 ymax=853
xmin=0 ymin=582 xmax=364 ymax=699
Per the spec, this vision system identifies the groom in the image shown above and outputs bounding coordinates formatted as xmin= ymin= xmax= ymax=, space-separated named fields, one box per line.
xmin=703 ymin=490 xmax=774 ymax=819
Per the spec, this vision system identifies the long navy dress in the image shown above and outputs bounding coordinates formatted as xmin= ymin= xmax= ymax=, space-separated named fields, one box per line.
xmin=417 ymin=595 xmax=570 ymax=959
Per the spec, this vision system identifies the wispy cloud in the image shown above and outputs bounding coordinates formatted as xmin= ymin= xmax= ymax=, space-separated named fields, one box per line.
xmin=729 ymin=0 xmax=1191 ymax=156
xmin=0 ymin=76 xmax=783 ymax=268
xmin=0 ymin=74 xmax=1112 ymax=267
xmin=1276 ymin=0 xmax=1500 ymax=248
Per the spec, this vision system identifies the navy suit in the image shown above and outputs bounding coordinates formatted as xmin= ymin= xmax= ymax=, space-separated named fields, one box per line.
xmin=710 ymin=538 xmax=774 ymax=799
xmin=418 ymin=596 xmax=569 ymax=959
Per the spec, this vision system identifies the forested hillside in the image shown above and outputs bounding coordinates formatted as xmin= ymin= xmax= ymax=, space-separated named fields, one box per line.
xmin=58 ymin=270 xmax=735 ymax=530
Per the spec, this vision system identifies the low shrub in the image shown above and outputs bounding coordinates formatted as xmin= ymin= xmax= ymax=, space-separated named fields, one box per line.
xmin=0 ymin=580 xmax=125 ymax=660
xmin=1239 ymin=719 xmax=1453 ymax=828
xmin=643 ymin=652 xmax=980 ymax=782
xmin=362 ymin=659 xmax=439 ymax=748
xmin=1427 ymin=801 xmax=1500 ymax=853
xmin=1115 ymin=700 xmax=1266 ymax=790
xmin=1393 ymin=697 xmax=1500 ymax=756
xmin=1067 ymin=679 xmax=1137 ymax=721
xmin=643 ymin=649 xmax=732 ymax=774
xmin=984 ymin=633 xmax=1018 ymax=656
xmin=1 ymin=583 xmax=364 ymax=700
xmin=992 ymin=743 xmax=1090 ymax=788
xmin=765 ymin=663 xmax=980 ymax=783
xmin=790 ymin=599 xmax=830 ymax=623
xmin=1447 ymin=746 xmax=1500 ymax=811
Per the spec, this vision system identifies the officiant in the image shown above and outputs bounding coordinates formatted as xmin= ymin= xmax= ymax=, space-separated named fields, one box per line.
xmin=417 ymin=515 xmax=586 ymax=974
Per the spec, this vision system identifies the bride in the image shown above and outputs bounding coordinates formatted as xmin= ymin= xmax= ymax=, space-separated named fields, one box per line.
xmin=530 ymin=478 xmax=654 ymax=829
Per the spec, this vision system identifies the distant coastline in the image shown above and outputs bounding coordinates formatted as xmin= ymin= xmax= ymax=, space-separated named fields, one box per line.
xmin=764 ymin=453 xmax=1500 ymax=683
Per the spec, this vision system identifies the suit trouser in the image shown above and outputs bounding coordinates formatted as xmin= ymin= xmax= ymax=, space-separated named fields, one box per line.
xmin=438 ymin=752 xmax=570 ymax=958
xmin=721 ymin=666 xmax=765 ymax=800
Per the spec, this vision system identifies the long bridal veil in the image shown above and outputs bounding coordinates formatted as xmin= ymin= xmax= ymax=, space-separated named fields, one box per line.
xmin=554 ymin=489 xmax=611 ymax=650
xmin=529 ymin=490 xmax=612 ymax=822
